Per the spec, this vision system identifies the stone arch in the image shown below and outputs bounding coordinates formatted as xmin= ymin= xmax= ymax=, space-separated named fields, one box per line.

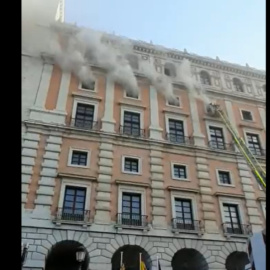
xmin=172 ymin=248 xmax=208 ymax=270
xmin=232 ymin=77 xmax=244 ymax=92
xmin=45 ymin=240 xmax=90 ymax=270
xmin=111 ymin=245 xmax=152 ymax=270
xmin=200 ymin=70 xmax=211 ymax=85
xmin=225 ymin=251 xmax=249 ymax=270
xmin=164 ymin=62 xmax=176 ymax=77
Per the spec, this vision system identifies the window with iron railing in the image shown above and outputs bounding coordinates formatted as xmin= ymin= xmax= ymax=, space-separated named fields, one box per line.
xmin=246 ymin=133 xmax=263 ymax=156
xmin=167 ymin=119 xmax=185 ymax=143
xmin=122 ymin=111 xmax=141 ymax=137
xmin=209 ymin=126 xmax=226 ymax=149
xmin=223 ymin=203 xmax=243 ymax=234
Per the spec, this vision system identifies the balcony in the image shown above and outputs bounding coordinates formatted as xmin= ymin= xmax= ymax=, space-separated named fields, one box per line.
xmin=70 ymin=118 xmax=100 ymax=131
xmin=53 ymin=208 xmax=91 ymax=227
xmin=171 ymin=219 xmax=204 ymax=235
xmin=166 ymin=134 xmax=194 ymax=146
xmin=222 ymin=222 xmax=252 ymax=238
xmin=119 ymin=125 xmax=146 ymax=138
xmin=115 ymin=213 xmax=149 ymax=232
xmin=208 ymin=140 xmax=235 ymax=151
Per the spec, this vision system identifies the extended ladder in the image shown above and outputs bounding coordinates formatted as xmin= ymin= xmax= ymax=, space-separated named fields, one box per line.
xmin=208 ymin=104 xmax=266 ymax=191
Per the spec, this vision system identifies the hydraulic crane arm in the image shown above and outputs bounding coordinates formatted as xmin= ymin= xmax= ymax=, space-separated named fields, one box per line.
xmin=207 ymin=104 xmax=266 ymax=192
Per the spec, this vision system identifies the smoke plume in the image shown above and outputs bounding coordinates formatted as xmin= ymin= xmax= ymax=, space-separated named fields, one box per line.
xmin=22 ymin=0 xmax=209 ymax=104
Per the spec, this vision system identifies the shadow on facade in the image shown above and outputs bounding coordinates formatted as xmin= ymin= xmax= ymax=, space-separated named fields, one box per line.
xmin=111 ymin=245 xmax=151 ymax=270
xmin=172 ymin=248 xmax=209 ymax=270
xmin=45 ymin=240 xmax=89 ymax=270
xmin=225 ymin=251 xmax=249 ymax=270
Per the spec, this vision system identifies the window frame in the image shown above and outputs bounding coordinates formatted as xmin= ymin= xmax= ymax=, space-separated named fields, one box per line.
xmin=206 ymin=121 xmax=229 ymax=148
xmin=120 ymin=106 xmax=144 ymax=130
xmin=78 ymin=79 xmax=97 ymax=92
xmin=166 ymin=96 xmax=182 ymax=108
xmin=58 ymin=178 xmax=91 ymax=213
xmin=200 ymin=70 xmax=212 ymax=86
xmin=219 ymin=197 xmax=245 ymax=227
xmin=124 ymin=89 xmax=141 ymax=100
xmin=216 ymin=169 xmax=234 ymax=187
xmin=121 ymin=155 xmax=142 ymax=175
xmin=171 ymin=162 xmax=189 ymax=181
xmin=243 ymin=129 xmax=263 ymax=155
xmin=240 ymin=109 xmax=254 ymax=122
xmin=171 ymin=192 xmax=198 ymax=221
xmin=68 ymin=148 xmax=90 ymax=168
xmin=165 ymin=113 xmax=188 ymax=137
xmin=118 ymin=185 xmax=146 ymax=216
xmin=71 ymin=99 xmax=98 ymax=123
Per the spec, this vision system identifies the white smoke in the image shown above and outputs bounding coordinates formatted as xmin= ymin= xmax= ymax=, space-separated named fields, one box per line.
xmin=22 ymin=0 xmax=209 ymax=104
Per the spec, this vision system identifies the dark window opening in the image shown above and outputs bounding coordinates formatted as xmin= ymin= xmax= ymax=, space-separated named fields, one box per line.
xmin=200 ymin=71 xmax=211 ymax=85
xmin=164 ymin=63 xmax=176 ymax=77
xmin=122 ymin=193 xmax=142 ymax=226
xmin=223 ymin=203 xmax=242 ymax=234
xmin=233 ymin=78 xmax=244 ymax=92
xmin=81 ymin=81 xmax=95 ymax=90
xmin=126 ymin=90 xmax=139 ymax=99
xmin=124 ymin=157 xmax=139 ymax=173
xmin=173 ymin=165 xmax=187 ymax=179
xmin=209 ymin=126 xmax=225 ymax=149
xmin=123 ymin=111 xmax=141 ymax=136
xmin=218 ymin=171 xmax=231 ymax=185
xmin=242 ymin=111 xmax=253 ymax=121
xmin=62 ymin=186 xmax=86 ymax=221
xmin=246 ymin=133 xmax=262 ymax=156
xmin=174 ymin=199 xmax=194 ymax=230
xmin=71 ymin=151 xmax=88 ymax=166
xmin=168 ymin=97 xmax=180 ymax=107
xmin=168 ymin=119 xmax=185 ymax=143
xmin=74 ymin=103 xmax=95 ymax=129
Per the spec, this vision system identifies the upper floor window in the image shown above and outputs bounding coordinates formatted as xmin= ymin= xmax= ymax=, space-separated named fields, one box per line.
xmin=126 ymin=54 xmax=139 ymax=70
xmin=233 ymin=78 xmax=244 ymax=92
xmin=167 ymin=119 xmax=185 ymax=143
xmin=172 ymin=164 xmax=187 ymax=180
xmin=241 ymin=110 xmax=253 ymax=121
xmin=122 ymin=111 xmax=141 ymax=136
xmin=200 ymin=71 xmax=211 ymax=85
xmin=223 ymin=203 xmax=242 ymax=234
xmin=209 ymin=126 xmax=225 ymax=150
xmin=164 ymin=63 xmax=176 ymax=77
xmin=167 ymin=96 xmax=180 ymax=107
xmin=122 ymin=156 xmax=141 ymax=174
xmin=80 ymin=81 xmax=95 ymax=91
xmin=246 ymin=133 xmax=262 ymax=156
xmin=68 ymin=148 xmax=90 ymax=168
xmin=174 ymin=198 xmax=194 ymax=230
xmin=62 ymin=186 xmax=87 ymax=221
xmin=218 ymin=170 xmax=232 ymax=185
xmin=74 ymin=103 xmax=95 ymax=129
xmin=125 ymin=89 xmax=139 ymax=99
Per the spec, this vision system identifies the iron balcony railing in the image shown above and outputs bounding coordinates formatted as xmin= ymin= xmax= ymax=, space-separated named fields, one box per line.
xmin=222 ymin=222 xmax=252 ymax=236
xmin=119 ymin=125 xmax=146 ymax=138
xmin=116 ymin=213 xmax=148 ymax=227
xmin=249 ymin=147 xmax=266 ymax=157
xmin=208 ymin=140 xmax=235 ymax=151
xmin=55 ymin=208 xmax=90 ymax=223
xmin=166 ymin=134 xmax=194 ymax=146
xmin=171 ymin=219 xmax=202 ymax=232
xmin=70 ymin=118 xmax=100 ymax=131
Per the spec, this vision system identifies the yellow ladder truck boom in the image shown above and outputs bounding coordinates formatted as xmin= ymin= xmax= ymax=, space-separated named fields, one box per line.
xmin=207 ymin=103 xmax=266 ymax=270
xmin=207 ymin=103 xmax=266 ymax=191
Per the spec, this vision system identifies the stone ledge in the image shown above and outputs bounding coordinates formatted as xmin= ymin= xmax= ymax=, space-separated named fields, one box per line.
xmin=115 ymin=180 xmax=150 ymax=188
xmin=167 ymin=186 xmax=200 ymax=193
xmin=214 ymin=192 xmax=245 ymax=198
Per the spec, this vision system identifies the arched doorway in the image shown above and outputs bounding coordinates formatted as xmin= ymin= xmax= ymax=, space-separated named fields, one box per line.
xmin=111 ymin=245 xmax=151 ymax=270
xmin=225 ymin=251 xmax=249 ymax=270
xmin=45 ymin=240 xmax=90 ymax=270
xmin=172 ymin=248 xmax=209 ymax=270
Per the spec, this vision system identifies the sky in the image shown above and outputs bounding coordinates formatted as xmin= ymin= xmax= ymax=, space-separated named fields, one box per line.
xmin=65 ymin=0 xmax=265 ymax=70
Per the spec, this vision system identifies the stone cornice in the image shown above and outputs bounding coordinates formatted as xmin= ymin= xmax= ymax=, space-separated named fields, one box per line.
xmin=133 ymin=44 xmax=265 ymax=80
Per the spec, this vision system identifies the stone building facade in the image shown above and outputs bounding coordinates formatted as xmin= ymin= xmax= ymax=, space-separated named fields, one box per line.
xmin=22 ymin=24 xmax=266 ymax=270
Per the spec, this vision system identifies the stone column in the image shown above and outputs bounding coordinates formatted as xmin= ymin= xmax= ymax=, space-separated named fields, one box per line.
xmin=149 ymin=86 xmax=163 ymax=140
xmin=196 ymin=154 xmax=219 ymax=233
xmin=150 ymin=146 xmax=167 ymax=228
xmin=236 ymin=156 xmax=263 ymax=233
xmin=94 ymin=138 xmax=114 ymax=223
xmin=34 ymin=63 xmax=53 ymax=108
xmin=22 ymin=132 xmax=41 ymax=208
xmin=55 ymin=72 xmax=71 ymax=111
xmin=188 ymin=94 xmax=205 ymax=146
xmin=101 ymin=77 xmax=116 ymax=133
xmin=33 ymin=135 xmax=62 ymax=219
xmin=258 ymin=107 xmax=266 ymax=130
